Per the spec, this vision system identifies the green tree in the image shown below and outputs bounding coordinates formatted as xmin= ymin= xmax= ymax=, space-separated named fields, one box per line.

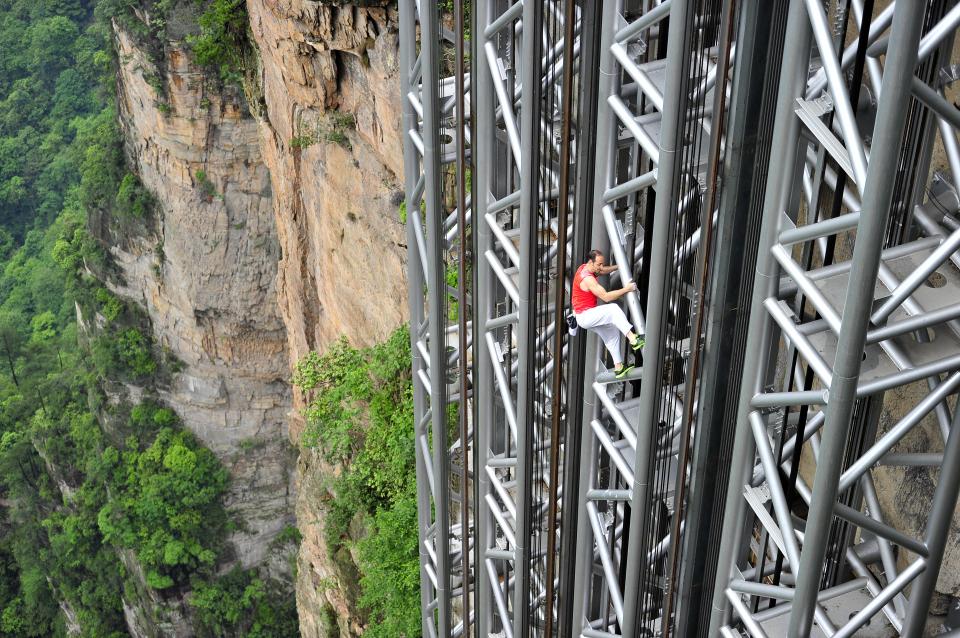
xmin=190 ymin=0 xmax=250 ymax=83
xmin=27 ymin=17 xmax=80 ymax=82
xmin=356 ymin=491 xmax=421 ymax=638
xmin=189 ymin=568 xmax=299 ymax=638
xmin=97 ymin=428 xmax=229 ymax=588
xmin=28 ymin=311 xmax=57 ymax=346
xmin=294 ymin=326 xmax=421 ymax=636
xmin=114 ymin=172 xmax=152 ymax=218
xmin=0 ymin=314 xmax=24 ymax=388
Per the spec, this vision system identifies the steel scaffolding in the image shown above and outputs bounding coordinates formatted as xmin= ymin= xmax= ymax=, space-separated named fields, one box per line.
xmin=399 ymin=0 xmax=960 ymax=636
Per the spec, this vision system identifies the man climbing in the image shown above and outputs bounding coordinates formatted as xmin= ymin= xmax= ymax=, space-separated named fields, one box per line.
xmin=572 ymin=249 xmax=644 ymax=379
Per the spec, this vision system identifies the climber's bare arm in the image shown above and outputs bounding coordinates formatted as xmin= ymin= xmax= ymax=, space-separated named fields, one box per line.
xmin=582 ymin=275 xmax=635 ymax=302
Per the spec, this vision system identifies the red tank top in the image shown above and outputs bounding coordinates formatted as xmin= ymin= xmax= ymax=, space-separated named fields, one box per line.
xmin=572 ymin=264 xmax=598 ymax=314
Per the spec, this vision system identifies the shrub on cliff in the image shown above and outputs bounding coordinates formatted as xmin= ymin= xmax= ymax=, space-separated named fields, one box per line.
xmin=190 ymin=0 xmax=250 ymax=84
xmin=356 ymin=488 xmax=420 ymax=638
xmin=115 ymin=172 xmax=154 ymax=218
xmin=189 ymin=567 xmax=299 ymax=638
xmin=90 ymin=327 xmax=158 ymax=380
xmin=294 ymin=326 xmax=421 ymax=637
xmin=294 ymin=338 xmax=370 ymax=462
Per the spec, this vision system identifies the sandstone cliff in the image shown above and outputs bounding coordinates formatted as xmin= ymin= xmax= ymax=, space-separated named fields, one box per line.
xmin=104 ymin=21 xmax=296 ymax=587
xmin=101 ymin=3 xmax=409 ymax=635
xmin=245 ymin=3 xmax=408 ymax=636
xmin=248 ymin=1 xmax=407 ymax=358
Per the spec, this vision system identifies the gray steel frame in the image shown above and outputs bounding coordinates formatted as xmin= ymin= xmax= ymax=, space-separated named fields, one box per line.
xmin=570 ymin=2 xmax=732 ymax=635
xmin=711 ymin=1 xmax=960 ymax=635
xmin=401 ymin=0 xmax=960 ymax=636
xmin=404 ymin=1 xmax=588 ymax=635
xmin=399 ymin=2 xmax=468 ymax=635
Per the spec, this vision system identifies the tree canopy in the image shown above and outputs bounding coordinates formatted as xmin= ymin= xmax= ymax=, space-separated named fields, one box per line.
xmin=0 ymin=1 xmax=296 ymax=635
xmin=294 ymin=327 xmax=421 ymax=638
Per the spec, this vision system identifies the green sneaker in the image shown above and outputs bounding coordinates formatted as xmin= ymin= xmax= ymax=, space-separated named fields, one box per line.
xmin=614 ymin=364 xmax=635 ymax=379
xmin=630 ymin=337 xmax=645 ymax=352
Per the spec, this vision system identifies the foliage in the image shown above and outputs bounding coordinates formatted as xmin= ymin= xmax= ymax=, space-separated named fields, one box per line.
xmin=446 ymin=263 xmax=459 ymax=321
xmin=325 ymin=111 xmax=355 ymax=149
xmin=0 ymin=264 xmax=131 ymax=636
xmin=289 ymin=111 xmax=356 ymax=151
xmin=438 ymin=0 xmax=472 ymax=43
xmin=273 ymin=524 xmax=302 ymax=547
xmin=115 ymin=172 xmax=153 ymax=218
xmin=90 ymin=327 xmax=158 ymax=380
xmin=330 ymin=111 xmax=356 ymax=133
xmin=129 ymin=401 xmax=177 ymax=433
xmin=356 ymin=491 xmax=420 ymax=638
xmin=94 ymin=287 xmax=123 ymax=323
xmin=188 ymin=567 xmax=299 ymax=638
xmin=0 ymin=0 xmax=107 ymax=243
xmin=195 ymin=169 xmax=220 ymax=201
xmin=189 ymin=0 xmax=250 ymax=84
xmin=294 ymin=326 xmax=420 ymax=637
xmin=0 ymin=2 xmax=293 ymax=636
xmin=97 ymin=427 xmax=229 ymax=589
xmin=293 ymin=338 xmax=370 ymax=462
xmin=289 ymin=134 xmax=313 ymax=150
xmin=95 ymin=0 xmax=166 ymax=42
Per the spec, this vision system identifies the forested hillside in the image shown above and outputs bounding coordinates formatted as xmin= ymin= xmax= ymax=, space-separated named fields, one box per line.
xmin=0 ymin=1 xmax=295 ymax=635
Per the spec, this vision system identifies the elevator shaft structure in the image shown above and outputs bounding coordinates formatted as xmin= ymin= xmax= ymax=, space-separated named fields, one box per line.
xmin=399 ymin=1 xmax=960 ymax=636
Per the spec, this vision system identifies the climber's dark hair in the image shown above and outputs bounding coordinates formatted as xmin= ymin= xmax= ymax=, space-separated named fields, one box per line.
xmin=586 ymin=249 xmax=604 ymax=263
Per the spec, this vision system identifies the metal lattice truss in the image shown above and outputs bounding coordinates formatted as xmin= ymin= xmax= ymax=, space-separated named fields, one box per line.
xmin=571 ymin=1 xmax=726 ymax=636
xmin=472 ymin=2 xmax=575 ymax=636
xmin=402 ymin=0 xmax=585 ymax=636
xmin=399 ymin=0 xmax=960 ymax=636
xmin=711 ymin=2 xmax=960 ymax=636
xmin=399 ymin=2 xmax=471 ymax=636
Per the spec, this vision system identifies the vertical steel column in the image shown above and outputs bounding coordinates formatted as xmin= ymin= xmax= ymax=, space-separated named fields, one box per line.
xmin=663 ymin=0 xmax=737 ymax=631
xmin=673 ymin=1 xmax=781 ymax=634
xmin=473 ymin=1 xmax=495 ymax=633
xmin=788 ymin=4 xmax=927 ymax=634
xmin=707 ymin=0 xmax=813 ymax=632
xmin=398 ymin=1 xmax=435 ymax=633
xmin=620 ymin=1 xmax=691 ymax=634
xmin=558 ymin=3 xmax=604 ymax=635
xmin=474 ymin=2 xmax=538 ymax=634
xmin=453 ymin=0 xmax=471 ymax=631
xmin=544 ymin=0 xmax=578 ymax=632
xmin=512 ymin=0 xmax=542 ymax=633
xmin=420 ymin=1 xmax=451 ymax=633
xmin=584 ymin=0 xmax=620 ymax=344
xmin=591 ymin=0 xmax=644 ymax=332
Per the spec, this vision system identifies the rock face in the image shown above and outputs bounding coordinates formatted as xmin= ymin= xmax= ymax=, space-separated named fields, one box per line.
xmin=104 ymin=2 xmax=409 ymax=634
xmin=248 ymin=1 xmax=407 ymax=360
xmin=245 ymin=3 xmax=408 ymax=636
xmin=873 ymin=383 xmax=960 ymax=608
xmin=108 ymin=23 xmax=296 ymax=581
